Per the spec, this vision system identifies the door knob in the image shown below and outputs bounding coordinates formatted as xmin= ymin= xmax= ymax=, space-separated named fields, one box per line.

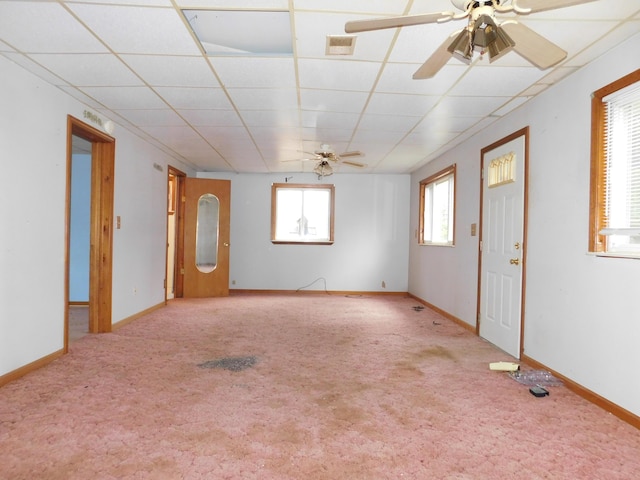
xmin=510 ymin=258 xmax=520 ymax=265
xmin=223 ymin=242 xmax=229 ymax=247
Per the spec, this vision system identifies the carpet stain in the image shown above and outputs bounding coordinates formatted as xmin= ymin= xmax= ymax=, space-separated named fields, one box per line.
xmin=413 ymin=345 xmax=457 ymax=362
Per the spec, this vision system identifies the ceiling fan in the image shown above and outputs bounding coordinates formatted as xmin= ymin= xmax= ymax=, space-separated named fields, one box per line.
xmin=285 ymin=143 xmax=366 ymax=178
xmin=345 ymin=0 xmax=597 ymax=79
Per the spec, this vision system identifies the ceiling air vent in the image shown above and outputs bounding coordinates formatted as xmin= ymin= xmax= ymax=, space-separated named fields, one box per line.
xmin=326 ymin=35 xmax=356 ymax=55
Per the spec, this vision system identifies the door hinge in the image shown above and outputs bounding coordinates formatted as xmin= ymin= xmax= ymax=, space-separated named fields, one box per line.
xmin=479 ymin=240 xmax=482 ymax=252
xmin=180 ymin=268 xmax=185 ymax=275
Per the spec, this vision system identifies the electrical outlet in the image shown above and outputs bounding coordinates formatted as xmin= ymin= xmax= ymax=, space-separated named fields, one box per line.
xmin=232 ymin=280 xmax=236 ymax=285
xmin=381 ymin=281 xmax=386 ymax=288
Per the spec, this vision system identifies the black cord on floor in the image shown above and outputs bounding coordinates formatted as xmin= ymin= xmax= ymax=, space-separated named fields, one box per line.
xmin=295 ymin=277 xmax=329 ymax=293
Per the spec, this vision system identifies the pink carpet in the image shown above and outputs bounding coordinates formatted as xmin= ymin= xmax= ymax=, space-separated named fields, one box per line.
xmin=1 ymin=294 xmax=638 ymax=479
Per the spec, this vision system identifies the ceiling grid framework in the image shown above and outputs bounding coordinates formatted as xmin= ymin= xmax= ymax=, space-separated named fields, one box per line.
xmin=1 ymin=0 xmax=638 ymax=174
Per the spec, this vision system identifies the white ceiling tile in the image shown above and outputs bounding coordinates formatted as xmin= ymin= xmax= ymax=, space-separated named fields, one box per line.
xmin=112 ymin=109 xmax=187 ymax=127
xmin=154 ymin=87 xmax=232 ymax=109
xmin=448 ymin=65 xmax=547 ymax=97
xmin=196 ymin=126 xmax=253 ymax=143
xmin=227 ymin=88 xmax=299 ymax=110
xmin=176 ymin=0 xmax=288 ymax=9
xmin=293 ymin=0 xmax=407 ymax=15
xmin=358 ymin=114 xmax=421 ymax=132
xmin=351 ymin=128 xmax=407 ymax=145
xmin=298 ymin=58 xmax=381 ymax=91
xmin=178 ymin=109 xmax=243 ymax=127
xmin=521 ymin=0 xmax=640 ymax=20
xmin=121 ymin=55 xmax=219 ymax=87
xmin=68 ymin=3 xmax=201 ymax=55
xmin=139 ymin=125 xmax=205 ymax=147
xmin=77 ymin=0 xmax=172 ymax=5
xmin=0 ymin=41 xmax=15 ymax=52
xmin=493 ymin=97 xmax=531 ymax=117
xmin=0 ymin=2 xmax=108 ymax=53
xmin=80 ymin=86 xmax=167 ymax=109
xmin=212 ymin=57 xmax=296 ymax=88
xmin=2 ymin=53 xmax=70 ymax=86
xmin=58 ymin=86 xmax=104 ymax=109
xmin=429 ymin=96 xmax=509 ymax=117
xmin=29 ymin=54 xmax=143 ymax=87
xmin=302 ymin=127 xmax=353 ymax=143
xmin=376 ymin=63 xmax=467 ymax=95
xmin=415 ymin=113 xmax=483 ymax=133
xmin=366 ymin=92 xmax=439 ymax=116
xmin=241 ymin=110 xmax=300 ymax=127
xmin=301 ymin=111 xmax=360 ymax=129
xmin=566 ymin=22 xmax=640 ymax=67
xmin=300 ymin=89 xmax=369 ymax=113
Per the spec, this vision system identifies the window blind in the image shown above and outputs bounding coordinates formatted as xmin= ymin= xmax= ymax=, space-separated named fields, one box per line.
xmin=601 ymin=82 xmax=640 ymax=245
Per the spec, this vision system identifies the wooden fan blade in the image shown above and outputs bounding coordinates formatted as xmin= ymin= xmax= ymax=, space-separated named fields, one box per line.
xmin=345 ymin=12 xmax=454 ymax=34
xmin=341 ymin=160 xmax=366 ymax=168
xmin=412 ymin=30 xmax=459 ymax=79
xmin=338 ymin=151 xmax=363 ymax=158
xmin=513 ymin=0 xmax=597 ymax=14
xmin=501 ymin=21 xmax=566 ymax=69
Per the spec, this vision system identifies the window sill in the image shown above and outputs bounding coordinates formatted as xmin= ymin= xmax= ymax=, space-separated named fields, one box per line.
xmin=419 ymin=242 xmax=455 ymax=247
xmin=587 ymin=251 xmax=640 ymax=260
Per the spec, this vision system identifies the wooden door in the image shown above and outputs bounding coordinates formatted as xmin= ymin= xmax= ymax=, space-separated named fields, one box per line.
xmin=183 ymin=178 xmax=230 ymax=297
xmin=478 ymin=129 xmax=528 ymax=358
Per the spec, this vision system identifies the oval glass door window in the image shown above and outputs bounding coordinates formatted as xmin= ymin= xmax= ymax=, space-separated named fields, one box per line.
xmin=196 ymin=193 xmax=219 ymax=273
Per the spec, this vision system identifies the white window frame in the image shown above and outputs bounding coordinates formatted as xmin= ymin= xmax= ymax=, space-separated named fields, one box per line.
xmin=271 ymin=183 xmax=335 ymax=245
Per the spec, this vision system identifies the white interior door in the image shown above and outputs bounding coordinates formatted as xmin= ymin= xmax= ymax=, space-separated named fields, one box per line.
xmin=479 ymin=131 xmax=527 ymax=358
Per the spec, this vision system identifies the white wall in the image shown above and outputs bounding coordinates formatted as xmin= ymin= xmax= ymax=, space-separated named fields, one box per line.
xmin=0 ymin=56 xmax=193 ymax=376
xmin=409 ymin=33 xmax=640 ymax=417
xmin=198 ymin=172 xmax=411 ymax=293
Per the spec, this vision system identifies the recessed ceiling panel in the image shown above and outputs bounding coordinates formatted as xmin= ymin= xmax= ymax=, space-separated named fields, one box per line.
xmin=68 ymin=3 xmax=200 ymax=55
xmin=183 ymin=9 xmax=292 ymax=56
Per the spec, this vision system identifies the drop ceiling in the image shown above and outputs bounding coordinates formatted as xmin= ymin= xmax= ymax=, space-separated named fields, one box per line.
xmin=1 ymin=0 xmax=638 ymax=174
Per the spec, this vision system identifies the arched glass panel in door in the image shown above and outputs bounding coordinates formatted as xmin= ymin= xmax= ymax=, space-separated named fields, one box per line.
xmin=195 ymin=193 xmax=219 ymax=273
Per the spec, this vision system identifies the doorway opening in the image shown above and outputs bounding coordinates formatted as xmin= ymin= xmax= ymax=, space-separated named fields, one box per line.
xmin=166 ymin=166 xmax=186 ymax=301
xmin=65 ymin=116 xmax=115 ymax=352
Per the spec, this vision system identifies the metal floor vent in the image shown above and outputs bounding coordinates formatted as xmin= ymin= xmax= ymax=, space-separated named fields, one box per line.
xmin=198 ymin=356 xmax=258 ymax=372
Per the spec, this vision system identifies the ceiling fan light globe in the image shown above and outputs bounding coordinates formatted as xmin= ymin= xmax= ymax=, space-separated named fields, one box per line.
xmin=448 ymin=29 xmax=474 ymax=63
xmin=488 ymin=26 xmax=516 ymax=62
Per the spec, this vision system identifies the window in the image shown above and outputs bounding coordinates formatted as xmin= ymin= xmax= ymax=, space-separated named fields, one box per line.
xmin=419 ymin=165 xmax=456 ymax=245
xmin=590 ymin=69 xmax=640 ymax=256
xmin=271 ymin=183 xmax=334 ymax=244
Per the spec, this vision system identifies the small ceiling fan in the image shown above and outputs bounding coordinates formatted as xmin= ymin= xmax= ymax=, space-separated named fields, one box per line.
xmin=285 ymin=143 xmax=366 ymax=177
xmin=345 ymin=0 xmax=597 ymax=79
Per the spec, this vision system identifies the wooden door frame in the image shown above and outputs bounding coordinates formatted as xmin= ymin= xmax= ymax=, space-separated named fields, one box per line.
xmin=65 ymin=115 xmax=115 ymax=352
xmin=166 ymin=166 xmax=186 ymax=301
xmin=476 ymin=126 xmax=530 ymax=358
